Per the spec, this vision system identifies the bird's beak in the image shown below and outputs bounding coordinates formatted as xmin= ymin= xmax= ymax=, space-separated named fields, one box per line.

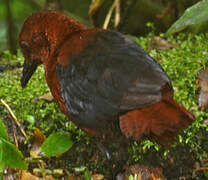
xmin=21 ymin=60 xmax=39 ymax=88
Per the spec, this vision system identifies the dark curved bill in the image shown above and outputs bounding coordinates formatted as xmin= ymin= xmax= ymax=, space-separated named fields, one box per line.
xmin=21 ymin=60 xmax=39 ymax=87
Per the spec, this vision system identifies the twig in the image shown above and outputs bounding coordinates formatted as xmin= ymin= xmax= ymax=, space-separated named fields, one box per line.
xmin=201 ymin=159 xmax=208 ymax=163
xmin=34 ymin=92 xmax=54 ymax=102
xmin=194 ymin=167 xmax=208 ymax=173
xmin=11 ymin=119 xmax=18 ymax=148
xmin=114 ymin=0 xmax=120 ymax=28
xmin=103 ymin=0 xmax=117 ymax=29
xmin=0 ymin=99 xmax=27 ymax=138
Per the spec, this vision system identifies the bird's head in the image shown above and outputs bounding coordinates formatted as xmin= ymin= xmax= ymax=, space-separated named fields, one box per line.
xmin=19 ymin=10 xmax=86 ymax=87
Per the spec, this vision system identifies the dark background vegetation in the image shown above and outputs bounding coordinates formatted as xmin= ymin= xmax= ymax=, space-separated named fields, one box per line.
xmin=0 ymin=0 xmax=202 ymax=54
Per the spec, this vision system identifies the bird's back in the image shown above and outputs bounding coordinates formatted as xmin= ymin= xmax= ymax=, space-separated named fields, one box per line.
xmin=54 ymin=31 xmax=173 ymax=133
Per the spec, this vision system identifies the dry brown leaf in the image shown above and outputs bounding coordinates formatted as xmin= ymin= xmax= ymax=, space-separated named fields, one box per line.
xmin=203 ymin=119 xmax=208 ymax=126
xmin=151 ymin=36 xmax=178 ymax=50
xmin=91 ymin=173 xmax=104 ymax=180
xmin=52 ymin=169 xmax=64 ymax=176
xmin=121 ymin=165 xmax=165 ymax=180
xmin=68 ymin=175 xmax=81 ymax=180
xmin=30 ymin=128 xmax=46 ymax=158
xmin=197 ymin=69 xmax=208 ymax=110
xmin=3 ymin=168 xmax=20 ymax=180
xmin=20 ymin=171 xmax=55 ymax=180
xmin=150 ymin=168 xmax=164 ymax=180
xmin=21 ymin=170 xmax=40 ymax=180
xmin=34 ymin=92 xmax=54 ymax=102
xmin=44 ymin=176 xmax=55 ymax=180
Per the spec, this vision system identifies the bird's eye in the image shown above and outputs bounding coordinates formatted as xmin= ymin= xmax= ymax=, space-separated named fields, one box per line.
xmin=20 ymin=41 xmax=30 ymax=52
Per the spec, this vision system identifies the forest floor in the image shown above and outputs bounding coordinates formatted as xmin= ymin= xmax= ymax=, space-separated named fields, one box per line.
xmin=1 ymin=33 xmax=208 ymax=179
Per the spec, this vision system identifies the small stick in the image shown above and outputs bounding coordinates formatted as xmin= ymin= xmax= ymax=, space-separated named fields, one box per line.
xmin=194 ymin=167 xmax=208 ymax=173
xmin=0 ymin=99 xmax=27 ymax=138
xmin=114 ymin=0 xmax=120 ymax=28
xmin=201 ymin=159 xmax=208 ymax=163
xmin=11 ymin=119 xmax=18 ymax=148
xmin=103 ymin=0 xmax=117 ymax=29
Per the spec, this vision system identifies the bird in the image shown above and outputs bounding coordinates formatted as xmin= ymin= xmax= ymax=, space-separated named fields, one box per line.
xmin=19 ymin=10 xmax=194 ymax=177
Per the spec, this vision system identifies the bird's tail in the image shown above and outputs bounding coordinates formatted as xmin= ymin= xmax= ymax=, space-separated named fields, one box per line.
xmin=119 ymin=97 xmax=194 ymax=146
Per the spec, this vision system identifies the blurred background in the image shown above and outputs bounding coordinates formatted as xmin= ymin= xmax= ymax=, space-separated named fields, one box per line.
xmin=0 ymin=0 xmax=203 ymax=54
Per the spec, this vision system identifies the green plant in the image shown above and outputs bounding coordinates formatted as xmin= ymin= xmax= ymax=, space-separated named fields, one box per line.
xmin=167 ymin=0 xmax=208 ymax=34
xmin=135 ymin=32 xmax=208 ymax=159
xmin=0 ymin=119 xmax=27 ymax=178
xmin=41 ymin=131 xmax=74 ymax=157
xmin=1 ymin=32 xmax=208 ymax=178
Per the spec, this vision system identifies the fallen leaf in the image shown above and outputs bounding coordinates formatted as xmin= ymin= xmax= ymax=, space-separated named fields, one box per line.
xmin=30 ymin=128 xmax=46 ymax=158
xmin=91 ymin=173 xmax=104 ymax=180
xmin=20 ymin=171 xmax=55 ymax=180
xmin=33 ymin=168 xmax=52 ymax=177
xmin=68 ymin=175 xmax=81 ymax=180
xmin=121 ymin=165 xmax=165 ymax=180
xmin=34 ymin=92 xmax=54 ymax=102
xmin=150 ymin=36 xmax=178 ymax=50
xmin=203 ymin=119 xmax=208 ymax=126
xmin=3 ymin=167 xmax=20 ymax=180
xmin=197 ymin=69 xmax=208 ymax=110
xmin=20 ymin=170 xmax=40 ymax=180
xmin=52 ymin=169 xmax=64 ymax=176
xmin=44 ymin=176 xmax=55 ymax=180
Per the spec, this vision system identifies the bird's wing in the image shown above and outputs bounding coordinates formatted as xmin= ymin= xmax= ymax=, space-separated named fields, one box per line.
xmin=55 ymin=31 xmax=171 ymax=130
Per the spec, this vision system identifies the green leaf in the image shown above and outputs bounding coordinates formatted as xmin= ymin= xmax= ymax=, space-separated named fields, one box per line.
xmin=0 ymin=140 xmax=5 ymax=175
xmin=0 ymin=138 xmax=28 ymax=169
xmin=41 ymin=131 xmax=74 ymax=156
xmin=128 ymin=175 xmax=134 ymax=180
xmin=0 ymin=119 xmax=8 ymax=140
xmin=167 ymin=0 xmax=208 ymax=34
xmin=83 ymin=169 xmax=91 ymax=180
xmin=26 ymin=115 xmax=35 ymax=126
xmin=0 ymin=141 xmax=3 ymax=163
xmin=204 ymin=170 xmax=208 ymax=178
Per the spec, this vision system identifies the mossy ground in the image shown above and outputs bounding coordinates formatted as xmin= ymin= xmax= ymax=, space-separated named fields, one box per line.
xmin=1 ymin=33 xmax=208 ymax=179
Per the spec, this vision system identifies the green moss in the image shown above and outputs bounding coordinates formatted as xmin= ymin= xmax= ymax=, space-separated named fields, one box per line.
xmin=135 ymin=33 xmax=208 ymax=160
xmin=0 ymin=52 xmax=68 ymax=134
xmin=1 ymin=33 xmax=208 ymax=178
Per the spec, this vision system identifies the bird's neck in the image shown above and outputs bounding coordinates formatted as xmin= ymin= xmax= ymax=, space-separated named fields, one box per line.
xmin=41 ymin=18 xmax=86 ymax=66
xmin=46 ymin=22 xmax=85 ymax=54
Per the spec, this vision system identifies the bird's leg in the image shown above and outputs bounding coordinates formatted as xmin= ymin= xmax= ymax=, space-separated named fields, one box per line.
xmin=94 ymin=122 xmax=129 ymax=178
xmin=111 ymin=140 xmax=129 ymax=176
xmin=97 ymin=138 xmax=128 ymax=179
xmin=96 ymin=141 xmax=112 ymax=160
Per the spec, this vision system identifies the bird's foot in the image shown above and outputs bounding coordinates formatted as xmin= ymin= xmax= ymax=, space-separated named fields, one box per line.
xmin=96 ymin=142 xmax=111 ymax=160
